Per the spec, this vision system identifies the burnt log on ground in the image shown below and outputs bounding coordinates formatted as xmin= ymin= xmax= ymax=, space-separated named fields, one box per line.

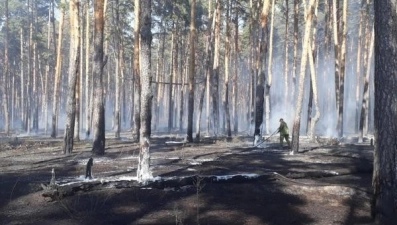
xmin=41 ymin=174 xmax=276 ymax=201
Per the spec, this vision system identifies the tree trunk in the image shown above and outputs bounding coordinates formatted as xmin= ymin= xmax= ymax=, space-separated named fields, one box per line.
xmin=283 ymin=0 xmax=290 ymax=113
xmin=63 ymin=0 xmax=80 ymax=154
xmin=254 ymin=0 xmax=270 ymax=137
xmin=306 ymin=0 xmax=319 ymax=139
xmin=222 ymin=0 xmax=231 ymax=138
xmin=133 ymin=0 xmax=141 ymax=142
xmin=137 ymin=0 xmax=153 ymax=183
xmin=20 ymin=28 xmax=26 ymax=131
xmin=372 ymin=1 xmax=397 ymax=222
xmin=92 ymin=0 xmax=106 ymax=155
xmin=355 ymin=0 xmax=365 ymax=133
xmin=114 ymin=0 xmax=122 ymax=139
xmin=85 ymin=0 xmax=92 ymax=139
xmin=205 ymin=0 xmax=213 ymax=135
xmin=292 ymin=0 xmax=299 ymax=103
xmin=265 ymin=0 xmax=275 ymax=135
xmin=51 ymin=0 xmax=66 ymax=138
xmin=358 ymin=27 xmax=374 ymax=143
xmin=2 ymin=0 xmax=10 ymax=135
xmin=308 ymin=3 xmax=321 ymax=141
xmin=168 ymin=24 xmax=178 ymax=132
xmin=232 ymin=4 xmax=239 ymax=135
xmin=291 ymin=0 xmax=317 ymax=154
xmin=212 ymin=0 xmax=221 ymax=135
xmin=43 ymin=0 xmax=54 ymax=135
xmin=187 ymin=0 xmax=196 ymax=142
xmin=337 ymin=0 xmax=348 ymax=138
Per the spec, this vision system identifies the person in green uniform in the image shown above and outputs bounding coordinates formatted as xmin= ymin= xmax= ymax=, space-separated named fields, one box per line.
xmin=277 ymin=118 xmax=291 ymax=148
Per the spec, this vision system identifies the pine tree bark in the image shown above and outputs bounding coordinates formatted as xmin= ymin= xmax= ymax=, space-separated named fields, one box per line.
xmin=222 ymin=0 xmax=231 ymax=138
xmin=283 ymin=0 xmax=290 ymax=112
xmin=205 ymin=0 xmax=213 ymax=134
xmin=2 ymin=0 xmax=10 ymax=135
xmin=133 ymin=0 xmax=141 ymax=142
xmin=291 ymin=0 xmax=317 ymax=154
xmin=51 ymin=0 xmax=66 ymax=138
xmin=187 ymin=0 xmax=196 ymax=142
xmin=63 ymin=0 xmax=80 ymax=154
xmin=265 ymin=0 xmax=275 ymax=134
xmin=212 ymin=0 xmax=221 ymax=135
xmin=137 ymin=0 xmax=153 ymax=183
xmin=254 ymin=0 xmax=270 ymax=137
xmin=292 ymin=0 xmax=299 ymax=102
xmin=355 ymin=0 xmax=365 ymax=133
xmin=85 ymin=0 xmax=92 ymax=138
xmin=92 ymin=0 xmax=106 ymax=155
xmin=232 ymin=4 xmax=239 ymax=135
xmin=336 ymin=0 xmax=348 ymax=138
xmin=372 ymin=1 xmax=397 ymax=222
xmin=359 ymin=28 xmax=374 ymax=143
xmin=114 ymin=0 xmax=122 ymax=139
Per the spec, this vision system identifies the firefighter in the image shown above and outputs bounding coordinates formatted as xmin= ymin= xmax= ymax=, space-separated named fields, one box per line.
xmin=278 ymin=118 xmax=291 ymax=149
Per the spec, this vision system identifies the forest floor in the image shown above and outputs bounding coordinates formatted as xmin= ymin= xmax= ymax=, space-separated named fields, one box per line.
xmin=0 ymin=131 xmax=376 ymax=225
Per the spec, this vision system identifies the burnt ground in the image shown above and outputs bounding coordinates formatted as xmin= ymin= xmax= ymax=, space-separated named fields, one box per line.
xmin=0 ymin=132 xmax=376 ymax=225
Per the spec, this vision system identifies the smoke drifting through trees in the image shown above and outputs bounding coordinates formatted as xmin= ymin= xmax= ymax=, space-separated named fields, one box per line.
xmin=0 ymin=0 xmax=373 ymax=140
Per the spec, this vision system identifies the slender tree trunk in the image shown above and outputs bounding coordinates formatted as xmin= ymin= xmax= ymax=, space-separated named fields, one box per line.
xmin=20 ymin=28 xmax=26 ymax=130
xmin=355 ymin=0 xmax=365 ymax=133
xmin=187 ymin=0 xmax=196 ymax=142
xmin=92 ymin=0 xmax=106 ymax=155
xmin=291 ymin=0 xmax=317 ymax=154
xmin=308 ymin=0 xmax=320 ymax=140
xmin=2 ymin=0 xmax=10 ymax=135
xmin=372 ymin=1 xmax=397 ymax=222
xmin=232 ymin=5 xmax=239 ymax=135
xmin=337 ymin=0 xmax=348 ymax=138
xmin=133 ymin=0 xmax=141 ymax=141
xmin=284 ymin=0 xmax=290 ymax=112
xmin=114 ymin=0 xmax=122 ymax=139
xmin=51 ymin=0 xmax=66 ymax=138
xmin=222 ymin=0 xmax=231 ymax=138
xmin=212 ymin=0 xmax=221 ymax=135
xmin=85 ymin=0 xmax=91 ymax=138
xmin=265 ymin=0 xmax=275 ymax=134
xmin=205 ymin=0 xmax=213 ymax=134
xmin=168 ymin=24 xmax=178 ymax=132
xmin=63 ymin=0 xmax=80 ymax=154
xmin=292 ymin=0 xmax=299 ymax=103
xmin=359 ymin=27 xmax=374 ymax=143
xmin=137 ymin=0 xmax=153 ymax=183
xmin=44 ymin=0 xmax=55 ymax=134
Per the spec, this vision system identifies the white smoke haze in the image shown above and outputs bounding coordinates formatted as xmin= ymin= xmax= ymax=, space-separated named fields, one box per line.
xmin=0 ymin=0 xmax=373 ymax=140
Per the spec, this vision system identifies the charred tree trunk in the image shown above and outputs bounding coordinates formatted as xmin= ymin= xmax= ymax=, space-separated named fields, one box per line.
xmin=212 ymin=0 xmax=221 ymax=135
xmin=222 ymin=0 xmax=231 ymax=138
xmin=137 ymin=0 xmax=153 ymax=183
xmin=187 ymin=0 xmax=196 ymax=142
xmin=232 ymin=5 xmax=239 ymax=135
xmin=92 ymin=0 xmax=106 ymax=155
xmin=372 ymin=1 xmax=397 ymax=222
xmin=254 ymin=0 xmax=270 ymax=137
